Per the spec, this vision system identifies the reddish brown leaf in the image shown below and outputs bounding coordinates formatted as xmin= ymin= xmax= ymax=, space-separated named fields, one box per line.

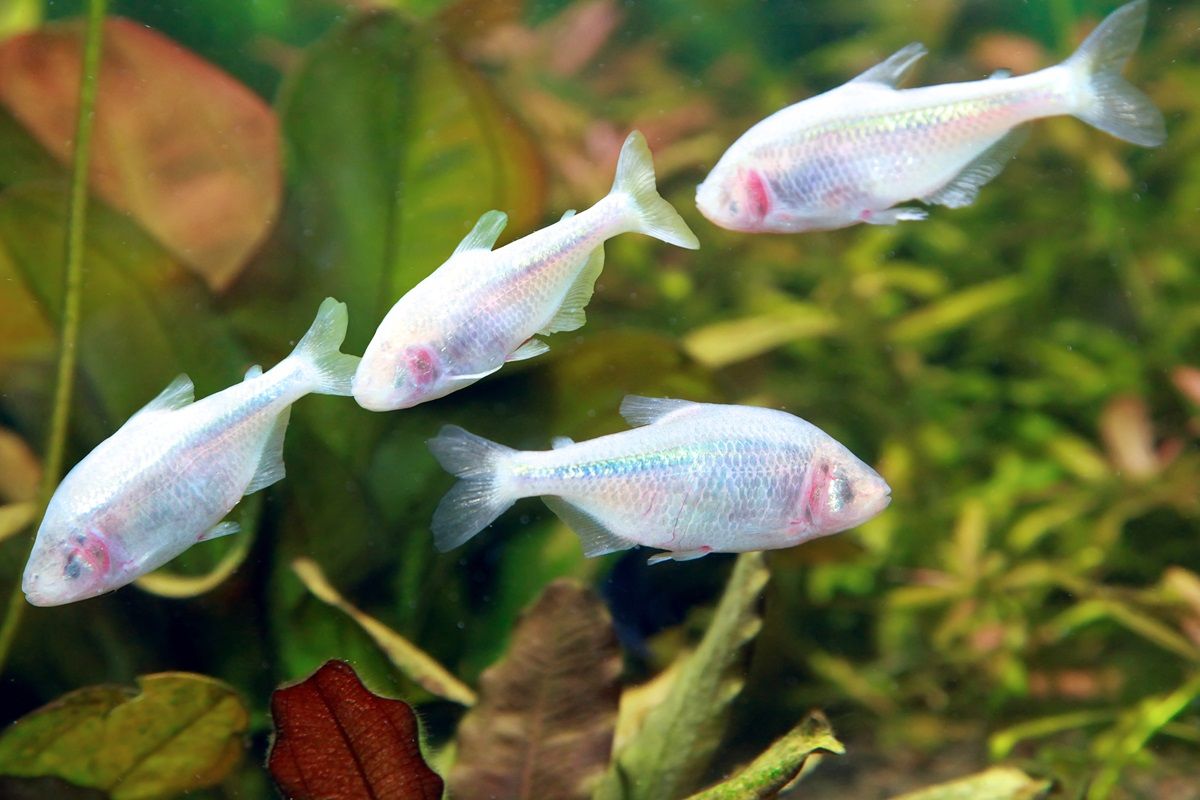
xmin=451 ymin=579 xmax=621 ymax=800
xmin=0 ymin=17 xmax=280 ymax=292
xmin=268 ymin=660 xmax=444 ymax=800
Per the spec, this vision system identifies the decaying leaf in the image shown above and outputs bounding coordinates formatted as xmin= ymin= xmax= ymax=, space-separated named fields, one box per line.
xmin=612 ymin=652 xmax=687 ymax=753
xmin=1099 ymin=395 xmax=1159 ymax=481
xmin=594 ymin=552 xmax=771 ymax=800
xmin=451 ymin=579 xmax=621 ymax=800
xmin=0 ymin=17 xmax=280 ymax=291
xmin=889 ymin=766 xmax=1051 ymax=800
xmin=291 ymin=556 xmax=477 ymax=706
xmin=0 ymin=426 xmax=40 ymax=502
xmin=0 ymin=673 xmax=248 ymax=800
xmin=0 ymin=776 xmax=107 ymax=800
xmin=684 ymin=712 xmax=844 ymax=800
xmin=0 ymin=500 xmax=35 ymax=543
xmin=268 ymin=660 xmax=444 ymax=800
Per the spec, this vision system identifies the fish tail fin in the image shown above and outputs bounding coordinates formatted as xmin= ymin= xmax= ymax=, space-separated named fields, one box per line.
xmin=609 ymin=130 xmax=700 ymax=249
xmin=428 ymin=425 xmax=519 ymax=552
xmin=1064 ymin=0 xmax=1164 ymax=147
xmin=289 ymin=298 xmax=362 ymax=396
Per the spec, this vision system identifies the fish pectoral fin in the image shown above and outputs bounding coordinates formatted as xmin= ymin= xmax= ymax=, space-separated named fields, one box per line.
xmin=444 ymin=364 xmax=504 ymax=388
xmin=506 ymin=339 xmax=550 ymax=362
xmin=130 ymin=374 xmax=195 ymax=422
xmin=542 ymin=496 xmax=634 ymax=558
xmin=551 ymin=436 xmax=574 ymax=449
xmin=647 ymin=547 xmax=713 ymax=565
xmin=452 ymin=210 xmax=509 ymax=256
xmin=923 ymin=126 xmax=1030 ymax=209
xmin=538 ymin=244 xmax=605 ymax=336
xmin=559 ymin=209 xmax=577 ymax=221
xmin=199 ymin=520 xmax=241 ymax=542
xmin=864 ymin=206 xmax=928 ymax=225
xmin=243 ymin=364 xmax=263 ymax=381
xmin=244 ymin=406 xmax=291 ymax=495
xmin=618 ymin=395 xmax=706 ymax=427
xmin=850 ymin=42 xmax=927 ymax=87
xmin=988 ymin=68 xmax=1012 ymax=80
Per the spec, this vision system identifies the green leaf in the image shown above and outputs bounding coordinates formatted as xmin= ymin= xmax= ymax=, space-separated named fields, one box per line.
xmin=682 ymin=303 xmax=840 ymax=368
xmin=594 ymin=552 xmax=771 ymax=800
xmin=0 ymin=673 xmax=249 ymax=800
xmin=888 ymin=277 xmax=1025 ymax=344
xmin=683 ymin=711 xmax=844 ymax=800
xmin=888 ymin=766 xmax=1051 ymax=800
xmin=277 ymin=10 xmax=547 ymax=353
xmin=0 ymin=0 xmax=39 ymax=40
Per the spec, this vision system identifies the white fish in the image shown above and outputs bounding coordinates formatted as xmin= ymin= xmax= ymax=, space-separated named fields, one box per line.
xmin=22 ymin=298 xmax=360 ymax=606
xmin=696 ymin=0 xmax=1165 ymax=233
xmin=427 ymin=396 xmax=891 ymax=564
xmin=352 ymin=131 xmax=700 ymax=412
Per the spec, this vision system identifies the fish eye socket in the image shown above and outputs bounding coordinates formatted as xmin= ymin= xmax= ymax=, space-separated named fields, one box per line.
xmin=63 ymin=552 xmax=84 ymax=580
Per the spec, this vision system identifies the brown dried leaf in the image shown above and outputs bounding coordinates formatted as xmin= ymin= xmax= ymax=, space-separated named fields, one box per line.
xmin=450 ymin=579 xmax=621 ymax=800
xmin=0 ymin=18 xmax=280 ymax=291
xmin=268 ymin=660 xmax=444 ymax=800
xmin=1099 ymin=395 xmax=1159 ymax=481
xmin=0 ymin=426 xmax=41 ymax=502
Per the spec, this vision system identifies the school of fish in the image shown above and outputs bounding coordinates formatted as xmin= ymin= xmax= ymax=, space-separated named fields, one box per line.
xmin=21 ymin=0 xmax=1165 ymax=604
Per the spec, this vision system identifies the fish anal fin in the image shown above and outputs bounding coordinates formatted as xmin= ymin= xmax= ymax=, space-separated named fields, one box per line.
xmin=131 ymin=374 xmax=195 ymax=421
xmin=542 ymin=496 xmax=633 ymax=558
xmin=539 ymin=245 xmax=605 ymax=336
xmin=551 ymin=436 xmax=574 ymax=449
xmin=924 ymin=126 xmax=1029 ymax=209
xmin=647 ymin=546 xmax=713 ymax=565
xmin=988 ymin=68 xmax=1012 ymax=80
xmin=507 ymin=339 xmax=550 ymax=362
xmin=452 ymin=210 xmax=508 ymax=256
xmin=850 ymin=42 xmax=927 ymax=87
xmin=559 ymin=209 xmax=577 ymax=221
xmin=244 ymin=406 xmax=291 ymax=495
xmin=618 ymin=395 xmax=705 ymax=427
xmin=243 ymin=365 xmax=263 ymax=381
xmin=199 ymin=520 xmax=241 ymax=542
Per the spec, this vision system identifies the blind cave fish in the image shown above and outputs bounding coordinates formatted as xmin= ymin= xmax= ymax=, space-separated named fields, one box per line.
xmin=22 ymin=298 xmax=360 ymax=606
xmin=352 ymin=131 xmax=700 ymax=412
xmin=427 ymin=397 xmax=891 ymax=564
xmin=695 ymin=0 xmax=1165 ymax=233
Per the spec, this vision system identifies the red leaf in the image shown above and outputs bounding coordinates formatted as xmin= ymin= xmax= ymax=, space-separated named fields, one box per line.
xmin=0 ymin=17 xmax=280 ymax=292
xmin=268 ymin=660 xmax=445 ymax=800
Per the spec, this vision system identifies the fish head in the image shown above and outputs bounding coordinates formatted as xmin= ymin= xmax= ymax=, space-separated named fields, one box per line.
xmin=352 ymin=342 xmax=445 ymax=411
xmin=696 ymin=163 xmax=772 ymax=232
xmin=22 ymin=515 xmax=123 ymax=606
xmin=800 ymin=445 xmax=892 ymax=536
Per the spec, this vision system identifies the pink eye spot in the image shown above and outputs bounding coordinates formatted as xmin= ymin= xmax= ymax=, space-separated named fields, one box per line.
xmin=405 ymin=346 xmax=440 ymax=387
xmin=744 ymin=170 xmax=770 ymax=220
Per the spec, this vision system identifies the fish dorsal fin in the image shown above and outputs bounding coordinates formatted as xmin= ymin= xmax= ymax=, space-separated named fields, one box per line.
xmin=132 ymin=374 xmax=195 ymax=420
xmin=619 ymin=395 xmax=704 ymax=427
xmin=538 ymin=244 xmax=605 ymax=336
xmin=560 ymin=209 xmax=577 ymax=221
xmin=551 ymin=436 xmax=574 ymax=449
xmin=924 ymin=125 xmax=1029 ymax=209
xmin=850 ymin=42 xmax=927 ymax=87
xmin=243 ymin=365 xmax=263 ymax=381
xmin=507 ymin=339 xmax=550 ymax=362
xmin=452 ymin=210 xmax=508 ymax=256
xmin=244 ymin=406 xmax=291 ymax=495
xmin=541 ymin=496 xmax=634 ymax=558
xmin=988 ymin=68 xmax=1012 ymax=80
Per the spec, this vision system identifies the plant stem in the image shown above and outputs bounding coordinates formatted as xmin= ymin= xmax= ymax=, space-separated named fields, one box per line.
xmin=0 ymin=0 xmax=107 ymax=672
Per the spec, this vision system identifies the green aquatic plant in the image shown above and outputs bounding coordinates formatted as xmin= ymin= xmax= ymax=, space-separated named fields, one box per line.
xmin=0 ymin=0 xmax=1196 ymax=798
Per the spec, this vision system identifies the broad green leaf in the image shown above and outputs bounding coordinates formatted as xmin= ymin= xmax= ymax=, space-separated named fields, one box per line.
xmin=888 ymin=277 xmax=1024 ymax=344
xmin=452 ymin=580 xmax=620 ymax=800
xmin=0 ymin=673 xmax=248 ymax=800
xmin=594 ymin=552 xmax=771 ymax=800
xmin=278 ymin=10 xmax=547 ymax=353
xmin=889 ymin=767 xmax=1050 ymax=800
xmin=0 ymin=0 xmax=39 ymax=40
xmin=684 ymin=712 xmax=844 ymax=800
xmin=291 ymin=556 xmax=477 ymax=706
xmin=0 ymin=426 xmax=40 ymax=501
xmin=682 ymin=304 xmax=839 ymax=368
xmin=0 ymin=18 xmax=280 ymax=291
xmin=0 ymin=501 xmax=35 ymax=543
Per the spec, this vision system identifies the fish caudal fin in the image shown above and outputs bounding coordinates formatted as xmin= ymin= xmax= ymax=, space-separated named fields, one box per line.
xmin=1065 ymin=0 xmax=1164 ymax=147
xmin=611 ymin=131 xmax=700 ymax=249
xmin=291 ymin=298 xmax=361 ymax=396
xmin=428 ymin=425 xmax=519 ymax=552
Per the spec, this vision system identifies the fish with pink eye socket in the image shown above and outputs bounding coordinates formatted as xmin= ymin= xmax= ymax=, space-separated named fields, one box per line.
xmin=21 ymin=299 xmax=359 ymax=606
xmin=351 ymin=131 xmax=699 ymax=412
xmin=696 ymin=0 xmax=1164 ymax=234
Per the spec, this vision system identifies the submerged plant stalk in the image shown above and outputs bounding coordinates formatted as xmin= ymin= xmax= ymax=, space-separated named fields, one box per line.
xmin=0 ymin=0 xmax=107 ymax=671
